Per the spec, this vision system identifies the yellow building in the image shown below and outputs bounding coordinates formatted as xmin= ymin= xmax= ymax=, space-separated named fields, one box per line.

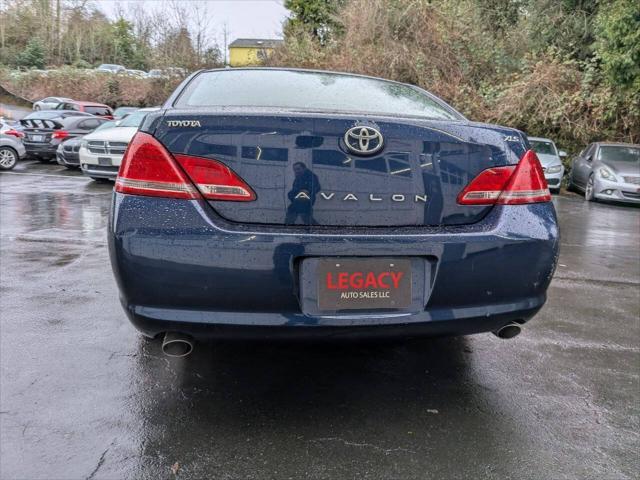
xmin=228 ymin=38 xmax=284 ymax=67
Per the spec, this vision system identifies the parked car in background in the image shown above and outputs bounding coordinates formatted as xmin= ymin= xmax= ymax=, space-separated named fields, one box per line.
xmin=528 ymin=136 xmax=566 ymax=193
xmin=96 ymin=64 xmax=125 ymax=74
xmin=569 ymin=142 xmax=640 ymax=203
xmin=109 ymin=68 xmax=558 ymax=356
xmin=54 ymin=101 xmax=114 ymax=119
xmin=80 ymin=107 xmax=158 ymax=181
xmin=0 ymin=119 xmax=25 ymax=138
xmin=113 ymin=107 xmax=139 ymax=120
xmin=125 ymin=69 xmax=147 ymax=77
xmin=32 ymin=97 xmax=73 ymax=111
xmin=56 ymin=119 xmax=112 ymax=169
xmin=21 ymin=115 xmax=108 ymax=162
xmin=0 ymin=126 xmax=27 ymax=170
xmin=147 ymin=69 xmax=166 ymax=79
xmin=147 ymin=67 xmax=188 ymax=79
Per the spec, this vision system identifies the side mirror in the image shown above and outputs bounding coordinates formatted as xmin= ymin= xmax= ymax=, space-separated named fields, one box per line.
xmin=559 ymin=150 xmax=567 ymax=158
xmin=114 ymin=120 xmax=121 ymax=126
xmin=586 ymin=155 xmax=593 ymax=163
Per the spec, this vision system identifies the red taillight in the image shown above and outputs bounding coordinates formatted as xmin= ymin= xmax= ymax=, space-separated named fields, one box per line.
xmin=116 ymin=132 xmax=255 ymax=202
xmin=174 ymin=154 xmax=256 ymax=201
xmin=116 ymin=132 xmax=200 ymax=199
xmin=52 ymin=130 xmax=69 ymax=139
xmin=5 ymin=129 xmax=24 ymax=138
xmin=458 ymin=150 xmax=551 ymax=205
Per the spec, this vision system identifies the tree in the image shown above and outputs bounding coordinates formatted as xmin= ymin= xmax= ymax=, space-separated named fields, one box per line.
xmin=284 ymin=0 xmax=344 ymax=43
xmin=595 ymin=0 xmax=640 ymax=90
xmin=16 ymin=37 xmax=45 ymax=68
xmin=112 ymin=18 xmax=136 ymax=66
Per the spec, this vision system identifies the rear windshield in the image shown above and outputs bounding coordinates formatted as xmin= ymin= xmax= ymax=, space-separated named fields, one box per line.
xmin=598 ymin=145 xmax=639 ymax=164
xmin=529 ymin=139 xmax=557 ymax=156
xmin=24 ymin=111 xmax=60 ymax=120
xmin=85 ymin=106 xmax=112 ymax=116
xmin=175 ymin=70 xmax=462 ymax=120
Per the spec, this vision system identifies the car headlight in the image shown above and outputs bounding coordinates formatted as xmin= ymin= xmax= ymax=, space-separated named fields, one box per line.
xmin=598 ymin=167 xmax=617 ymax=181
xmin=546 ymin=165 xmax=562 ymax=174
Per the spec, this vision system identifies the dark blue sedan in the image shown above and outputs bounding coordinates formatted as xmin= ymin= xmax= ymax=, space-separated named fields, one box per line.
xmin=108 ymin=68 xmax=559 ymax=356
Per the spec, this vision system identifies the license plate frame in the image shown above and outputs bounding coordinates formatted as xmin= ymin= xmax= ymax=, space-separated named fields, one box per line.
xmin=30 ymin=134 xmax=44 ymax=142
xmin=98 ymin=157 xmax=112 ymax=166
xmin=316 ymin=257 xmax=412 ymax=311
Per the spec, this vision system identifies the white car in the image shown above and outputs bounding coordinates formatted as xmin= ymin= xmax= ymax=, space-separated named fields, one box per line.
xmin=96 ymin=64 xmax=126 ymax=74
xmin=79 ymin=108 xmax=158 ymax=182
xmin=528 ymin=136 xmax=567 ymax=193
xmin=32 ymin=96 xmax=73 ymax=111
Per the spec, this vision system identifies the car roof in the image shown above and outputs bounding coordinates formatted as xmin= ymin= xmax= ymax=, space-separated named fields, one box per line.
xmin=72 ymin=101 xmax=110 ymax=107
xmin=595 ymin=142 xmax=640 ymax=147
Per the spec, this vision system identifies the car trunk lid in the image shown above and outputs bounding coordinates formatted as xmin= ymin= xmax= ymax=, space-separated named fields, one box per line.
xmin=152 ymin=111 xmax=522 ymax=227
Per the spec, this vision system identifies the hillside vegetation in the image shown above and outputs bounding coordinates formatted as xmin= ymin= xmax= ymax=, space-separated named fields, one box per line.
xmin=270 ymin=0 xmax=640 ymax=151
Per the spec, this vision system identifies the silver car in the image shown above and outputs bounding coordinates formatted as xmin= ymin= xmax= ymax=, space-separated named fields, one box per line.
xmin=0 ymin=121 xmax=27 ymax=170
xmin=569 ymin=142 xmax=640 ymax=204
xmin=528 ymin=136 xmax=566 ymax=193
xmin=32 ymin=96 xmax=73 ymax=111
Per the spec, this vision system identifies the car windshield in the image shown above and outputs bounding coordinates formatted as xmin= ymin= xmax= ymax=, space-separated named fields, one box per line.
xmin=114 ymin=107 xmax=138 ymax=116
xmin=598 ymin=145 xmax=640 ymax=164
xmin=175 ymin=70 xmax=462 ymax=120
xmin=94 ymin=121 xmax=117 ymax=131
xmin=529 ymin=140 xmax=557 ymax=156
xmin=118 ymin=110 xmax=149 ymax=127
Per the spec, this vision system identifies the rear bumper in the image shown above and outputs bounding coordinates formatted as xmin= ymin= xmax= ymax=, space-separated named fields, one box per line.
xmin=23 ymin=142 xmax=56 ymax=158
xmin=109 ymin=194 xmax=559 ymax=338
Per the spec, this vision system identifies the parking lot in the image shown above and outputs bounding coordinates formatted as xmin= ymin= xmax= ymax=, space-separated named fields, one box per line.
xmin=0 ymin=160 xmax=638 ymax=479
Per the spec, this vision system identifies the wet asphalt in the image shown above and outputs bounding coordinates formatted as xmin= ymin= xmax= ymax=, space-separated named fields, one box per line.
xmin=0 ymin=160 xmax=638 ymax=480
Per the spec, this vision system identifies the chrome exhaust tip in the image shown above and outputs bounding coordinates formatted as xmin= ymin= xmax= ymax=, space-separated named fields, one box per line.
xmin=493 ymin=323 xmax=522 ymax=339
xmin=162 ymin=332 xmax=194 ymax=357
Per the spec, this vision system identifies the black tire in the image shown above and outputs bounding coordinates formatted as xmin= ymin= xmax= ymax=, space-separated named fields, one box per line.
xmin=33 ymin=104 xmax=40 ymax=111
xmin=36 ymin=157 xmax=52 ymax=163
xmin=585 ymin=174 xmax=596 ymax=202
xmin=0 ymin=146 xmax=18 ymax=170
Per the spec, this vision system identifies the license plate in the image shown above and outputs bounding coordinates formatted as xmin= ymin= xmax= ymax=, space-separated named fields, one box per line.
xmin=98 ymin=157 xmax=112 ymax=166
xmin=317 ymin=258 xmax=412 ymax=311
xmin=30 ymin=135 xmax=44 ymax=142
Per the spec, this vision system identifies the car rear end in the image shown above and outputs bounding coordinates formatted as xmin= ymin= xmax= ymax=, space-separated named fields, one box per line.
xmin=20 ymin=117 xmax=70 ymax=160
xmin=109 ymin=69 xmax=559 ymax=342
xmin=81 ymin=103 xmax=114 ymax=120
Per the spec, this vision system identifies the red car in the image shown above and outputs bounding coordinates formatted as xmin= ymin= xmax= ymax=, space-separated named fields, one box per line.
xmin=54 ymin=100 xmax=114 ymax=119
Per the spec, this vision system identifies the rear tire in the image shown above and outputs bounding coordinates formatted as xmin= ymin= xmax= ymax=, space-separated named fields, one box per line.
xmin=585 ymin=174 xmax=596 ymax=202
xmin=0 ymin=146 xmax=18 ymax=170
